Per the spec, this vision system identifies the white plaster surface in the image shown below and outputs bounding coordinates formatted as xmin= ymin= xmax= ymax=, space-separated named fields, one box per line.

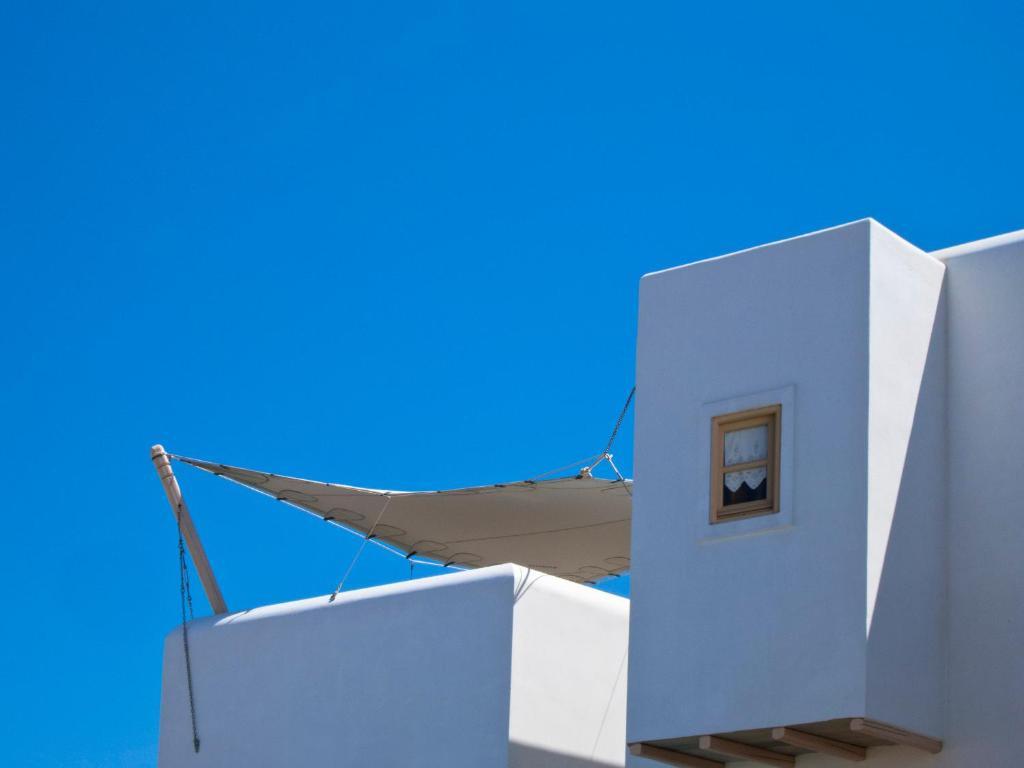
xmin=928 ymin=230 xmax=1024 ymax=767
xmin=159 ymin=564 xmax=628 ymax=767
xmin=863 ymin=224 xmax=946 ymax=738
xmin=629 ymin=223 xmax=1024 ymax=767
xmin=630 ymin=221 xmax=874 ymax=741
xmin=510 ymin=570 xmax=629 ymax=767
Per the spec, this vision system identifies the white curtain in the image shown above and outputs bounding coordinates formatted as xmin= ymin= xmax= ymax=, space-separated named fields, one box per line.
xmin=723 ymin=425 xmax=768 ymax=466
xmin=724 ymin=467 xmax=767 ymax=492
xmin=723 ymin=425 xmax=768 ymax=492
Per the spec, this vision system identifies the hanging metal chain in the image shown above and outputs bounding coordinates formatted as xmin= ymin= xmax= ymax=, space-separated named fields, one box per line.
xmin=579 ymin=386 xmax=636 ymax=478
xmin=602 ymin=386 xmax=635 ymax=456
xmin=177 ymin=502 xmax=201 ymax=754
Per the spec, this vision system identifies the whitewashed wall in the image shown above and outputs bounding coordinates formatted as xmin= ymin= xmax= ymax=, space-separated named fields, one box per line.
xmin=721 ymin=230 xmax=1024 ymax=767
xmin=864 ymin=225 xmax=946 ymax=738
xmin=631 ymin=221 xmax=870 ymax=739
xmin=159 ymin=564 xmax=628 ymax=768
xmin=628 ymin=220 xmax=947 ymax=752
xmin=929 ymin=231 xmax=1024 ymax=767
xmin=509 ymin=570 xmax=629 ymax=767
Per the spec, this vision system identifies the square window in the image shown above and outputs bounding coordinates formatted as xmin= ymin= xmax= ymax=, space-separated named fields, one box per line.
xmin=710 ymin=405 xmax=780 ymax=523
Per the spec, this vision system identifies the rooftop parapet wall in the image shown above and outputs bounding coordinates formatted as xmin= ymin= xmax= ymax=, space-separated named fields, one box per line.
xmin=928 ymin=231 xmax=1024 ymax=767
xmin=628 ymin=220 xmax=946 ymax=751
xmin=159 ymin=565 xmax=628 ymax=768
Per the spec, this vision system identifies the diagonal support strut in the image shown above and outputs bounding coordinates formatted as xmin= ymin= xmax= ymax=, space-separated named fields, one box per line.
xmin=152 ymin=445 xmax=228 ymax=615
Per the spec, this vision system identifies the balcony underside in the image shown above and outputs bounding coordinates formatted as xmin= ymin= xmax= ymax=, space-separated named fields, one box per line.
xmin=630 ymin=717 xmax=942 ymax=766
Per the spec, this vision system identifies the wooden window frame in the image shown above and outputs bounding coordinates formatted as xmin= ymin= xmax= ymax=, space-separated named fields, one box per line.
xmin=710 ymin=404 xmax=781 ymax=524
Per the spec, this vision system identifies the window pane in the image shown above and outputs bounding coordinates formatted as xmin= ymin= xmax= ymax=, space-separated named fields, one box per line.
xmin=723 ymin=467 xmax=768 ymax=506
xmin=723 ymin=424 xmax=769 ymax=466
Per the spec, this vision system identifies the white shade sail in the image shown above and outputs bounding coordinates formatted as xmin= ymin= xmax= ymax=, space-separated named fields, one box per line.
xmin=176 ymin=456 xmax=632 ymax=584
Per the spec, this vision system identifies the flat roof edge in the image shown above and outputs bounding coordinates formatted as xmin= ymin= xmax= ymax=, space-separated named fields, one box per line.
xmin=642 ymin=218 xmax=876 ymax=280
xmin=931 ymin=228 xmax=1024 ymax=260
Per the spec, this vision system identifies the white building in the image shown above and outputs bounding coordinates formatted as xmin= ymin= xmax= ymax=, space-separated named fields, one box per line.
xmin=157 ymin=221 xmax=1023 ymax=767
xmin=628 ymin=221 xmax=1024 ymax=767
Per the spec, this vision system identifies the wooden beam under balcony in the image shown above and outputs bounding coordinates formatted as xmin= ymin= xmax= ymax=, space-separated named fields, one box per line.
xmin=771 ymin=727 xmax=866 ymax=761
xmin=850 ymin=718 xmax=942 ymax=754
xmin=629 ymin=743 xmax=724 ymax=768
xmin=698 ymin=735 xmax=794 ymax=767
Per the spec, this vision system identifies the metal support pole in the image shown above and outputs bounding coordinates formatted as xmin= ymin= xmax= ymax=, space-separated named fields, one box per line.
xmin=151 ymin=444 xmax=229 ymax=615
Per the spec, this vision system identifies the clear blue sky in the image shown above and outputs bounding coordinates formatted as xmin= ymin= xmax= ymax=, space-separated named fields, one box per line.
xmin=1 ymin=1 xmax=1022 ymax=765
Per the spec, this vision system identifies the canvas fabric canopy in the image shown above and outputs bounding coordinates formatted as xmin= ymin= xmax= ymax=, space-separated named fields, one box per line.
xmin=176 ymin=456 xmax=632 ymax=584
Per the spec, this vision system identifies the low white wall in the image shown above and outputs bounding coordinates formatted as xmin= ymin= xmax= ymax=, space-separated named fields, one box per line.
xmin=509 ymin=570 xmax=629 ymax=767
xmin=159 ymin=564 xmax=629 ymax=768
xmin=159 ymin=567 xmax=515 ymax=767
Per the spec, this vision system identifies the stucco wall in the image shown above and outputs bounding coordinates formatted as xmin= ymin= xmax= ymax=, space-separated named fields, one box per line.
xmin=931 ymin=231 xmax=1024 ymax=766
xmin=159 ymin=567 xmax=515 ymax=767
xmin=159 ymin=564 xmax=629 ymax=768
xmin=863 ymin=224 xmax=946 ymax=738
xmin=628 ymin=221 xmax=873 ymax=741
xmin=629 ymin=225 xmax=1022 ymax=766
xmin=628 ymin=220 xmax=949 ymax=755
xmin=509 ymin=569 xmax=629 ymax=767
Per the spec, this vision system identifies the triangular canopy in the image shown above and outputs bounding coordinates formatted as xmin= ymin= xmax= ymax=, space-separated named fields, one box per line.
xmin=177 ymin=456 xmax=632 ymax=584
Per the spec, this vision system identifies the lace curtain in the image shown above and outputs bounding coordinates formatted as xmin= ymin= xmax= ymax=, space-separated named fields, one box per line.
xmin=723 ymin=425 xmax=768 ymax=492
